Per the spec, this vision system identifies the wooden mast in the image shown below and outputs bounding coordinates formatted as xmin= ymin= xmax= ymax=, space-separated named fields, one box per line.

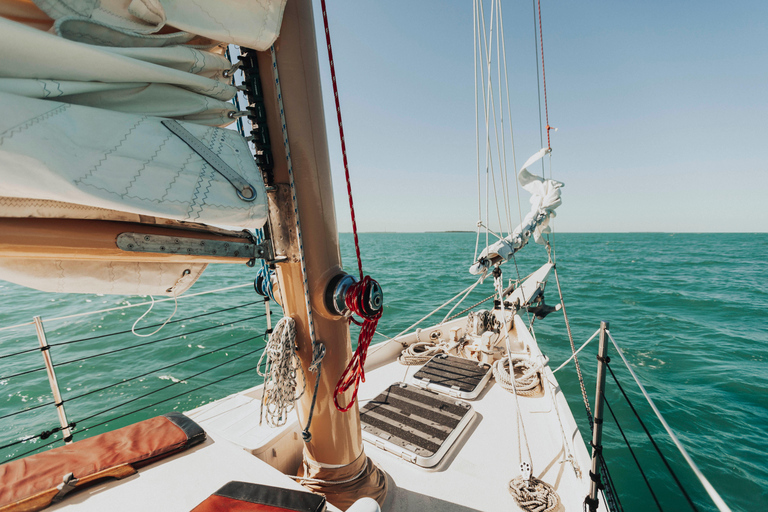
xmin=257 ymin=0 xmax=386 ymax=507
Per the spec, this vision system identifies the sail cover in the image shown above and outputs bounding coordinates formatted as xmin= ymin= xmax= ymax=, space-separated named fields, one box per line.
xmin=0 ymin=1 xmax=286 ymax=294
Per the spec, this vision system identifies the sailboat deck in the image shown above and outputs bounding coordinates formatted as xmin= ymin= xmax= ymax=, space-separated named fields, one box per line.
xmin=41 ymin=349 xmax=603 ymax=512
xmin=46 ymin=430 xmax=342 ymax=512
xmin=358 ymin=358 xmax=604 ymax=512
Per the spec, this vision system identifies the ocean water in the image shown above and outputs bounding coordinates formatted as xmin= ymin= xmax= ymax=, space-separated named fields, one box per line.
xmin=0 ymin=232 xmax=765 ymax=512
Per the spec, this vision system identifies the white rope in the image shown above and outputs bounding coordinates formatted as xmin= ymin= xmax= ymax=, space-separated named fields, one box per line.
xmin=291 ymin=457 xmax=369 ymax=485
xmin=130 ymin=272 xmax=189 ymax=337
xmin=130 ymin=294 xmax=178 ymax=337
xmin=398 ymin=340 xmax=451 ymax=366
xmin=541 ymin=359 xmax=580 ymax=478
xmin=492 ymin=355 xmax=544 ymax=397
xmin=552 ymin=328 xmax=600 ymax=373
xmin=258 ymin=317 xmax=306 ymax=428
xmin=607 ymin=331 xmax=732 ymax=512
xmin=494 ymin=275 xmax=533 ymax=471
xmin=508 ymin=476 xmax=560 ymax=512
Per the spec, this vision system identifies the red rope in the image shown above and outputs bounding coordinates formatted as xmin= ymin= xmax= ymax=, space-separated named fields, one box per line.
xmin=321 ymin=0 xmax=363 ymax=281
xmin=537 ymin=0 xmax=551 ymax=149
xmin=321 ymin=0 xmax=382 ymax=412
xmin=333 ymin=277 xmax=382 ymax=412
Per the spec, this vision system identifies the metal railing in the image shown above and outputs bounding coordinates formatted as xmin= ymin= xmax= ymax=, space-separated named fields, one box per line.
xmin=0 ymin=285 xmax=272 ymax=463
xmin=570 ymin=322 xmax=732 ymax=512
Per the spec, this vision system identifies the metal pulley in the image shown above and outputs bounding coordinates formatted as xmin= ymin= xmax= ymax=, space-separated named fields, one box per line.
xmin=325 ymin=272 xmax=383 ymax=318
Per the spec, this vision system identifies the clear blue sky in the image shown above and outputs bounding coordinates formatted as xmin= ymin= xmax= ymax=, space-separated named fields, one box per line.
xmin=311 ymin=0 xmax=768 ymax=233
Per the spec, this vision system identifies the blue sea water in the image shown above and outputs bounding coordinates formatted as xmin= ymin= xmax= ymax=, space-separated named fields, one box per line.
xmin=0 ymin=232 xmax=765 ymax=512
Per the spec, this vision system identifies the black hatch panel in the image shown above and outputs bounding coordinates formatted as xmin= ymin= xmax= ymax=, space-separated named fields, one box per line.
xmin=412 ymin=354 xmax=492 ymax=399
xmin=360 ymin=382 xmax=474 ymax=468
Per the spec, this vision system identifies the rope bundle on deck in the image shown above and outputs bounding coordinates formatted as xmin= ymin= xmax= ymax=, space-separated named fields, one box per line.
xmin=398 ymin=338 xmax=449 ymax=366
xmin=492 ymin=356 xmax=544 ymax=397
xmin=508 ymin=476 xmax=560 ymax=512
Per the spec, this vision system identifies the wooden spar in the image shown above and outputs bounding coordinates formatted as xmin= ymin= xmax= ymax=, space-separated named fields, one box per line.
xmin=0 ymin=218 xmax=254 ymax=263
xmin=256 ymin=0 xmax=385 ymax=502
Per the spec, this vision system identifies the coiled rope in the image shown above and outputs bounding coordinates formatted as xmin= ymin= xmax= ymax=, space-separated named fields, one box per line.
xmin=492 ymin=356 xmax=545 ymax=397
xmin=508 ymin=476 xmax=560 ymax=512
xmin=333 ymin=276 xmax=382 ymax=412
xmin=258 ymin=317 xmax=305 ymax=427
xmin=398 ymin=339 xmax=449 ymax=366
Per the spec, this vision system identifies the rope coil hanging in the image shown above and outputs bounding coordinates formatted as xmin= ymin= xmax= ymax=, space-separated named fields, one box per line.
xmin=257 ymin=317 xmax=305 ymax=427
xmin=320 ymin=0 xmax=383 ymax=413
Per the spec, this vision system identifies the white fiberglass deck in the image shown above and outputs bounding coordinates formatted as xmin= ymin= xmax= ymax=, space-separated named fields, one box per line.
xmin=45 ymin=337 xmax=605 ymax=512
xmin=357 ymin=354 xmax=605 ymax=512
xmin=46 ymin=429 xmax=342 ymax=512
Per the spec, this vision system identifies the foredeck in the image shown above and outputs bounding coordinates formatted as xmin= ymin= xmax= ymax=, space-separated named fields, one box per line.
xmin=44 ymin=338 xmax=604 ymax=512
xmin=357 ymin=353 xmax=605 ymax=512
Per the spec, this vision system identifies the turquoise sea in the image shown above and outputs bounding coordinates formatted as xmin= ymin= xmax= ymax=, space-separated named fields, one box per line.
xmin=0 ymin=232 xmax=765 ymax=512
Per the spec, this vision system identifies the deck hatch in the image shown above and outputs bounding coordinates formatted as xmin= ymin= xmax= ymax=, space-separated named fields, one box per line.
xmin=360 ymin=383 xmax=474 ymax=468
xmin=411 ymin=354 xmax=492 ymax=399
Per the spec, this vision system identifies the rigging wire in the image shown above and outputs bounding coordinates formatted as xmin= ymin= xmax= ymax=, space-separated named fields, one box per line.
xmin=473 ymin=0 xmax=482 ymax=262
xmin=3 ymin=437 xmax=60 ymax=463
xmin=0 ymin=347 xmax=39 ymax=360
xmin=0 ymin=400 xmax=55 ymax=422
xmin=0 ymin=365 xmax=46 ymax=382
xmin=531 ymin=0 xmax=545 ymax=164
xmin=605 ymin=333 xmax=731 ymax=512
xmin=73 ymin=347 xmax=265 ymax=427
xmin=268 ymin=43 xmax=326 ymax=440
xmin=604 ymin=395 xmax=665 ymax=512
xmin=52 ymin=314 xmax=265 ymax=368
xmin=66 ymin=335 xmax=262 ymax=404
xmin=50 ymin=301 xmax=260 ymax=347
xmin=0 ymin=283 xmax=253 ymax=333
xmin=549 ymin=245 xmax=592 ymax=423
xmin=497 ymin=0 xmax=523 ymax=227
xmin=74 ymin=361 xmax=263 ymax=439
xmin=536 ymin=0 xmax=551 ymax=151
xmin=494 ymin=0 xmax=513 ymax=235
xmin=477 ymin=0 xmax=506 ymax=240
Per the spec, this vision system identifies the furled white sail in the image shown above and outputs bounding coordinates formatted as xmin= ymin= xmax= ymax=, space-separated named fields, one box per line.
xmin=0 ymin=91 xmax=267 ymax=228
xmin=470 ymin=149 xmax=563 ymax=275
xmin=0 ymin=1 xmax=284 ymax=295
xmin=0 ymin=18 xmax=237 ymax=125
xmin=32 ymin=0 xmax=287 ymax=50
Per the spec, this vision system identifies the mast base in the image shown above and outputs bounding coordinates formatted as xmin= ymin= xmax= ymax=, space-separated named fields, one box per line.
xmin=298 ymin=451 xmax=387 ymax=510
